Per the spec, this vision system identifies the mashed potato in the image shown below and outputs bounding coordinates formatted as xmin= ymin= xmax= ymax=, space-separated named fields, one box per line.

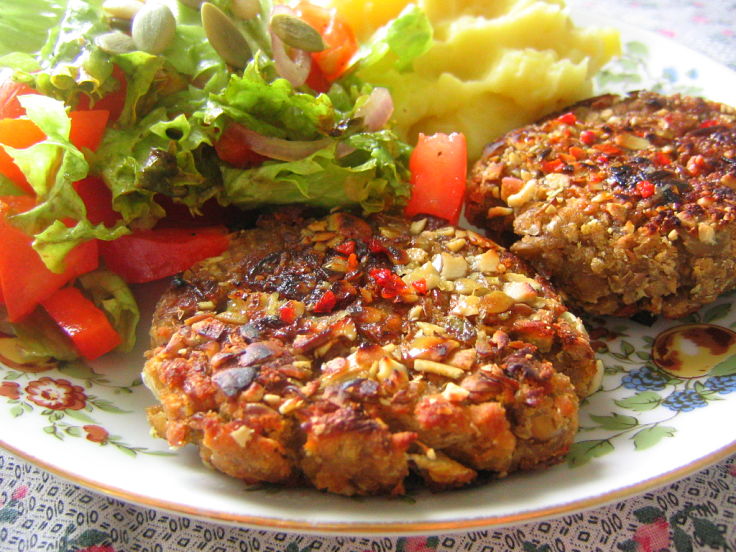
xmin=329 ymin=0 xmax=620 ymax=161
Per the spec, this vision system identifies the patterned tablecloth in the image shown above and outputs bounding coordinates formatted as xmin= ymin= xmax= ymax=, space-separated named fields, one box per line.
xmin=2 ymin=1 xmax=736 ymax=551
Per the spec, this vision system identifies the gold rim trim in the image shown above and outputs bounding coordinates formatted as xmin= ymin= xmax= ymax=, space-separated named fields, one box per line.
xmin=1 ymin=437 xmax=734 ymax=535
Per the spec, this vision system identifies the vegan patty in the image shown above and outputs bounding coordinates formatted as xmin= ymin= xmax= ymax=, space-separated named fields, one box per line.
xmin=466 ymin=91 xmax=736 ymax=318
xmin=143 ymin=209 xmax=598 ymax=495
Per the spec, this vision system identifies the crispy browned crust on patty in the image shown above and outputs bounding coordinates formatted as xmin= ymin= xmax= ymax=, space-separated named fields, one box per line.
xmin=143 ymin=209 xmax=597 ymax=495
xmin=466 ymin=91 xmax=736 ymax=319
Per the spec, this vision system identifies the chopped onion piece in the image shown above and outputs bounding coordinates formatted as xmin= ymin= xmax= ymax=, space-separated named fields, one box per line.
xmin=239 ymin=127 xmax=331 ymax=161
xmin=270 ymin=5 xmax=311 ymax=87
xmin=335 ymin=142 xmax=356 ymax=158
xmin=356 ymin=87 xmax=394 ymax=131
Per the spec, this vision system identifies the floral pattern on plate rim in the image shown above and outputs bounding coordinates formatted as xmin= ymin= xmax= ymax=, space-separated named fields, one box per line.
xmin=0 ymin=361 xmax=171 ymax=457
xmin=0 ymin=41 xmax=733 ymax=473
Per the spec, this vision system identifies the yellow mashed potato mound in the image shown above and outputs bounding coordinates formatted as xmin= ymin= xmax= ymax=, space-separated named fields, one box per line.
xmin=328 ymin=0 xmax=620 ymax=161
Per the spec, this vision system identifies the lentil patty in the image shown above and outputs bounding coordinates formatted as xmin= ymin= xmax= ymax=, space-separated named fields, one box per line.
xmin=466 ymin=91 xmax=736 ymax=318
xmin=143 ymin=209 xmax=598 ymax=495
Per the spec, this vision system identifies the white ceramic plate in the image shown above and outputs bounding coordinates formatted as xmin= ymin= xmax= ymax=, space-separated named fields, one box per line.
xmin=2 ymin=14 xmax=736 ymax=536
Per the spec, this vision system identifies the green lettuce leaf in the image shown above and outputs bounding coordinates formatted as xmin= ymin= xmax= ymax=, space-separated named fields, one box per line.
xmin=208 ymin=55 xmax=335 ymax=140
xmin=93 ymin=107 xmax=219 ymax=226
xmin=33 ymin=220 xmax=128 ymax=273
xmin=164 ymin=24 xmax=229 ymax=91
xmin=2 ymin=309 xmax=79 ymax=364
xmin=0 ymin=0 xmax=64 ymax=56
xmin=222 ymin=130 xmax=411 ymax=214
xmin=2 ymin=95 xmax=129 ymax=272
xmin=354 ymin=4 xmax=434 ymax=74
xmin=24 ymin=0 xmax=117 ymax=106
xmin=78 ymin=270 xmax=140 ymax=352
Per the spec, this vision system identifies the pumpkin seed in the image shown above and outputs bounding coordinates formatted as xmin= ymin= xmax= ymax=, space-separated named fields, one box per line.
xmin=270 ymin=13 xmax=325 ymax=53
xmin=96 ymin=31 xmax=137 ymax=54
xmin=131 ymin=2 xmax=177 ymax=55
xmin=102 ymin=0 xmax=144 ymax=20
xmin=232 ymin=0 xmax=260 ymax=20
xmin=201 ymin=2 xmax=252 ymax=68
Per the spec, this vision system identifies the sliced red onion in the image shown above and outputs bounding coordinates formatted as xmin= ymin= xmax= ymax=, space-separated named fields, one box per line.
xmin=355 ymin=87 xmax=394 ymax=131
xmin=335 ymin=142 xmax=356 ymax=158
xmin=239 ymin=127 xmax=331 ymax=161
xmin=270 ymin=5 xmax=311 ymax=87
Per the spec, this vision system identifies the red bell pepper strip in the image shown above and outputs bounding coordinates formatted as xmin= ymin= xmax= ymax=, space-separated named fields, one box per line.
xmin=214 ymin=123 xmax=268 ymax=169
xmin=42 ymin=286 xmax=122 ymax=360
xmin=0 ymin=109 xmax=110 ymax=194
xmin=69 ymin=110 xmax=109 ymax=152
xmin=0 ymin=81 xmax=39 ymax=119
xmin=100 ymin=226 xmax=230 ymax=283
xmin=0 ymin=118 xmax=47 ymax=194
xmin=404 ymin=132 xmax=468 ymax=226
xmin=0 ymin=196 xmax=99 ymax=321
xmin=73 ymin=176 xmax=120 ymax=227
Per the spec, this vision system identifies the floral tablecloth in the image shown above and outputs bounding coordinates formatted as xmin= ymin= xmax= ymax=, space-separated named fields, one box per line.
xmin=2 ymin=1 xmax=736 ymax=551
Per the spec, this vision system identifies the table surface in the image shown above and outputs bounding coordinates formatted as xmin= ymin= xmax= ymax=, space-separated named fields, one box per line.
xmin=2 ymin=1 xmax=736 ymax=551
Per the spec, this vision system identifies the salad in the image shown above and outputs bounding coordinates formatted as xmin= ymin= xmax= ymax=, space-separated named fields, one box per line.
xmin=0 ymin=0 xmax=467 ymax=366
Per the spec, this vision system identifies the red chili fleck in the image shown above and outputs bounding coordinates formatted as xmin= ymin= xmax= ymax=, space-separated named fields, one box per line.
xmin=555 ymin=112 xmax=577 ymax=126
xmin=595 ymin=155 xmax=610 ymax=165
xmin=542 ymin=159 xmax=565 ymax=173
xmin=368 ymin=238 xmax=388 ymax=254
xmin=279 ymin=303 xmax=298 ymax=324
xmin=334 ymin=240 xmax=356 ymax=255
xmin=369 ymin=268 xmax=407 ymax=299
xmin=699 ymin=119 xmax=719 ymax=128
xmin=654 ymin=152 xmax=672 ymax=166
xmin=568 ymin=146 xmax=586 ymax=160
xmin=593 ymin=143 xmax=621 ymax=156
xmin=412 ymin=279 xmax=428 ymax=295
xmin=347 ymin=253 xmax=359 ymax=271
xmin=636 ymin=180 xmax=655 ymax=198
xmin=580 ymin=130 xmax=597 ymax=145
xmin=312 ymin=290 xmax=337 ymax=313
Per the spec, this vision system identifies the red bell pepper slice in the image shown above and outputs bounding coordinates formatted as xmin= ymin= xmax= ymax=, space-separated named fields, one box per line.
xmin=69 ymin=110 xmax=109 ymax=152
xmin=73 ymin=176 xmax=120 ymax=227
xmin=214 ymin=123 xmax=268 ymax=169
xmin=0 ymin=80 xmax=39 ymax=119
xmin=0 ymin=196 xmax=99 ymax=321
xmin=293 ymin=2 xmax=358 ymax=82
xmin=404 ymin=132 xmax=468 ymax=226
xmin=0 ymin=118 xmax=47 ymax=194
xmin=0 ymin=109 xmax=110 ymax=194
xmin=100 ymin=226 xmax=230 ymax=283
xmin=42 ymin=286 xmax=121 ymax=360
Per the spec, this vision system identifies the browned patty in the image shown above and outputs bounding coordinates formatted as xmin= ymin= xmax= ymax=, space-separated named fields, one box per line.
xmin=143 ymin=208 xmax=598 ymax=496
xmin=466 ymin=91 xmax=736 ymax=319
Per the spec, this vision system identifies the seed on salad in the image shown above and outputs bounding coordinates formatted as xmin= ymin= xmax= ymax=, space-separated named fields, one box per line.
xmin=270 ymin=14 xmax=326 ymax=53
xmin=232 ymin=0 xmax=261 ymax=20
xmin=102 ymin=0 xmax=144 ymax=20
xmin=131 ymin=3 xmax=177 ymax=55
xmin=96 ymin=31 xmax=137 ymax=54
xmin=201 ymin=2 xmax=253 ymax=68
